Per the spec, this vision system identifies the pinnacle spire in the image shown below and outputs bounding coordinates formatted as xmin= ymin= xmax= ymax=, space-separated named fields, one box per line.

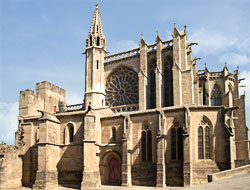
xmin=86 ymin=2 xmax=106 ymax=49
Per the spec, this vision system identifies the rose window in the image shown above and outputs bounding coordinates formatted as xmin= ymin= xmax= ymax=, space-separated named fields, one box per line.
xmin=105 ymin=67 xmax=138 ymax=106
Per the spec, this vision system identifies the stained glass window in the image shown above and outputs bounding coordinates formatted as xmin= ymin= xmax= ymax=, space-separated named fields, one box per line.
xmin=142 ymin=131 xmax=146 ymax=161
xmin=205 ymin=126 xmax=210 ymax=159
xmin=177 ymin=128 xmax=183 ymax=160
xmin=105 ymin=67 xmax=138 ymax=107
xmin=149 ymin=62 xmax=156 ymax=109
xmin=198 ymin=126 xmax=204 ymax=159
xmin=171 ymin=128 xmax=177 ymax=160
xmin=171 ymin=123 xmax=183 ymax=160
xmin=211 ymin=84 xmax=222 ymax=106
xmin=164 ymin=58 xmax=173 ymax=107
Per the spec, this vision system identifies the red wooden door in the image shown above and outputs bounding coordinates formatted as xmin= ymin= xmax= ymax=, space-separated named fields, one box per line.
xmin=109 ymin=158 xmax=119 ymax=184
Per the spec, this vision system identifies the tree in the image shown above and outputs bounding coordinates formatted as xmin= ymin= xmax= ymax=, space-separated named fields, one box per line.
xmin=0 ymin=140 xmax=7 ymax=145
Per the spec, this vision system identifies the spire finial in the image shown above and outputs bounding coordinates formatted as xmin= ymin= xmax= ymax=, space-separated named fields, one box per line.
xmin=96 ymin=1 xmax=99 ymax=8
xmin=141 ymin=33 xmax=144 ymax=39
xmin=237 ymin=66 xmax=239 ymax=70
xmin=157 ymin=30 xmax=159 ymax=35
xmin=174 ymin=22 xmax=176 ymax=28
xmin=225 ymin=62 xmax=227 ymax=67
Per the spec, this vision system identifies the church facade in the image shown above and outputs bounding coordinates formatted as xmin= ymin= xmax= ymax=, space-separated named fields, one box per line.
xmin=1 ymin=3 xmax=249 ymax=190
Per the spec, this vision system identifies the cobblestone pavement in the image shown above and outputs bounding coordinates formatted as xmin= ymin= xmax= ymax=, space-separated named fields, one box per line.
xmin=21 ymin=171 xmax=250 ymax=190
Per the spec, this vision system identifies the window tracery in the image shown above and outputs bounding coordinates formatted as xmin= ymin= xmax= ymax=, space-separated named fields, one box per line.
xmin=211 ymin=84 xmax=222 ymax=106
xmin=171 ymin=121 xmax=183 ymax=160
xmin=141 ymin=125 xmax=152 ymax=161
xmin=105 ymin=67 xmax=138 ymax=107
xmin=198 ymin=119 xmax=211 ymax=159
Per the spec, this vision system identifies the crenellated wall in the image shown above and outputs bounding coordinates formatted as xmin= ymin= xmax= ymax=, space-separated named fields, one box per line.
xmin=19 ymin=81 xmax=66 ymax=116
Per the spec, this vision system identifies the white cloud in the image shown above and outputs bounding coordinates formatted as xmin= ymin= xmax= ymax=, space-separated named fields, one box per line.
xmin=219 ymin=53 xmax=250 ymax=66
xmin=108 ymin=40 xmax=138 ymax=54
xmin=0 ymin=102 xmax=18 ymax=145
xmin=239 ymin=70 xmax=250 ymax=107
xmin=66 ymin=91 xmax=83 ymax=105
xmin=189 ymin=28 xmax=237 ymax=56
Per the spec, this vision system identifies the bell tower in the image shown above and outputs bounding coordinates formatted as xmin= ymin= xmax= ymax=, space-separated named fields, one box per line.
xmin=84 ymin=2 xmax=106 ymax=109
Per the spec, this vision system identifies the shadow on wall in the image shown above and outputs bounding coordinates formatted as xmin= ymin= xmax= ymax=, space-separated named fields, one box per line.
xmin=56 ymin=121 xmax=84 ymax=189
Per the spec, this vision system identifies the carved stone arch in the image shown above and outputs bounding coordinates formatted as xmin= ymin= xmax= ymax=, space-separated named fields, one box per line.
xmin=100 ymin=151 xmax=122 ymax=185
xmin=107 ymin=65 xmax=138 ymax=79
xmin=101 ymin=150 xmax=122 ymax=166
xmin=200 ymin=115 xmax=213 ymax=129
xmin=142 ymin=120 xmax=151 ymax=131
xmin=105 ymin=66 xmax=138 ymax=107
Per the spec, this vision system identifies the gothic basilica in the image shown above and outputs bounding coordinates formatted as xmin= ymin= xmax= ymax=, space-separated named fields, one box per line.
xmin=0 ymin=3 xmax=249 ymax=190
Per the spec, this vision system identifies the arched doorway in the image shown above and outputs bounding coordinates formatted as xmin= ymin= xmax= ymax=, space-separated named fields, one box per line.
xmin=109 ymin=158 xmax=119 ymax=185
xmin=100 ymin=151 xmax=121 ymax=185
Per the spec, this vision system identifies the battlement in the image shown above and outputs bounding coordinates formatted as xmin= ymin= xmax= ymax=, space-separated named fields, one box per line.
xmin=19 ymin=81 xmax=67 ymax=116
xmin=36 ymin=81 xmax=66 ymax=97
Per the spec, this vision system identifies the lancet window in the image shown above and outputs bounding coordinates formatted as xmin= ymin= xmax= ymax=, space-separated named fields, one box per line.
xmin=164 ymin=57 xmax=173 ymax=107
xmin=198 ymin=120 xmax=211 ymax=159
xmin=68 ymin=123 xmax=74 ymax=143
xmin=112 ymin=127 xmax=116 ymax=142
xmin=142 ymin=125 xmax=152 ymax=161
xmin=149 ymin=62 xmax=156 ymax=109
xmin=171 ymin=122 xmax=183 ymax=160
xmin=105 ymin=67 xmax=138 ymax=107
xmin=211 ymin=84 xmax=222 ymax=106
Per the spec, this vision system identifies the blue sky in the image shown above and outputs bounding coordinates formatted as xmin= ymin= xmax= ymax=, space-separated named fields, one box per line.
xmin=0 ymin=0 xmax=250 ymax=144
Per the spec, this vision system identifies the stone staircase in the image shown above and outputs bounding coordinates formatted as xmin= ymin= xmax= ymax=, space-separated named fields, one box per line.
xmin=192 ymin=161 xmax=220 ymax=185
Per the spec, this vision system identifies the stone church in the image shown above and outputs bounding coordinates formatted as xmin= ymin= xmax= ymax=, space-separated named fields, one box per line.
xmin=0 ymin=3 xmax=249 ymax=190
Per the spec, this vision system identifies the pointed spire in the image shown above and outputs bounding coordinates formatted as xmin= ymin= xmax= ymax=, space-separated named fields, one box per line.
xmin=140 ymin=33 xmax=147 ymax=47
xmin=86 ymin=2 xmax=106 ymax=49
xmin=156 ymin=30 xmax=162 ymax=43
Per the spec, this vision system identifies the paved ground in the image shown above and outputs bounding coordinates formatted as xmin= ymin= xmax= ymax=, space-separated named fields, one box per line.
xmin=22 ymin=171 xmax=250 ymax=190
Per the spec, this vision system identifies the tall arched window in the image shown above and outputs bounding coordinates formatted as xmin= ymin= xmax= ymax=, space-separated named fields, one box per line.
xmin=164 ymin=58 xmax=173 ymax=107
xmin=149 ymin=70 xmax=156 ymax=109
xmin=142 ymin=131 xmax=146 ymax=161
xmin=211 ymin=84 xmax=222 ymax=106
xmin=171 ymin=128 xmax=177 ymax=160
xmin=97 ymin=36 xmax=100 ymax=46
xmin=141 ymin=126 xmax=152 ymax=161
xmin=198 ymin=126 xmax=204 ymax=159
xmin=171 ymin=122 xmax=183 ymax=160
xmin=112 ymin=127 xmax=116 ymax=142
xmin=90 ymin=35 xmax=92 ymax=46
xmin=205 ymin=126 xmax=210 ymax=159
xmin=198 ymin=119 xmax=211 ymax=159
xmin=69 ymin=125 xmax=74 ymax=143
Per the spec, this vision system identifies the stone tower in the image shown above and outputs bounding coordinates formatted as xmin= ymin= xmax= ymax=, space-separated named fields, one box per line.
xmin=84 ymin=2 xmax=107 ymax=109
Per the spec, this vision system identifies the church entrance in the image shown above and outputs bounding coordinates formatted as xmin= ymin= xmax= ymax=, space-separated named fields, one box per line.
xmin=109 ymin=158 xmax=119 ymax=185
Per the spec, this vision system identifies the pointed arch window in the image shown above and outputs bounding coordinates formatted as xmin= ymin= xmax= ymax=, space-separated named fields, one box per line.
xmin=149 ymin=62 xmax=156 ymax=109
xmin=164 ymin=58 xmax=173 ymax=107
xmin=67 ymin=123 xmax=74 ymax=143
xmin=198 ymin=120 xmax=211 ymax=159
xmin=90 ymin=35 xmax=93 ymax=46
xmin=97 ymin=36 xmax=100 ymax=46
xmin=211 ymin=84 xmax=222 ymax=106
xmin=112 ymin=127 xmax=116 ymax=142
xmin=141 ymin=126 xmax=152 ymax=161
xmin=171 ymin=122 xmax=183 ymax=160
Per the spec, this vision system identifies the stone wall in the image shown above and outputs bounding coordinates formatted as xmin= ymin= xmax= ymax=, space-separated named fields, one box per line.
xmin=0 ymin=146 xmax=22 ymax=190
